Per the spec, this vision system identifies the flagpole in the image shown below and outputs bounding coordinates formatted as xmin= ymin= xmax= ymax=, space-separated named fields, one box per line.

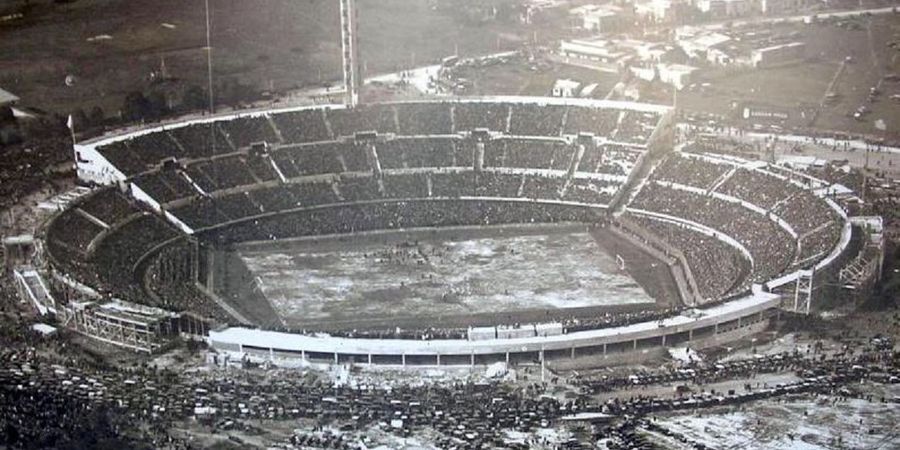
xmin=66 ymin=114 xmax=76 ymax=146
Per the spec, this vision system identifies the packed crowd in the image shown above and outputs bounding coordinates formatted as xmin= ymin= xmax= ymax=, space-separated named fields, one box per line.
xmin=483 ymin=138 xmax=573 ymax=171
xmin=166 ymin=169 xmax=616 ymax=230
xmin=649 ymin=152 xmax=844 ymax=268
xmin=327 ymin=104 xmax=398 ymax=137
xmin=630 ymin=215 xmax=749 ymax=301
xmin=611 ymin=111 xmax=660 ymax=145
xmin=218 ymin=115 xmax=280 ymax=149
xmin=653 ymin=154 xmax=730 ymax=190
xmin=276 ymin=306 xmax=679 ymax=342
xmin=372 ymin=137 xmax=456 ymax=169
xmin=204 ymin=200 xmax=597 ymax=243
xmin=133 ymin=169 xmax=198 ymax=203
xmin=144 ymin=238 xmax=233 ymax=322
xmin=97 ymin=102 xmax=664 ymax=178
xmin=561 ymin=308 xmax=678 ymax=333
xmin=632 ymin=183 xmax=795 ymax=282
xmin=579 ymin=144 xmax=641 ymax=176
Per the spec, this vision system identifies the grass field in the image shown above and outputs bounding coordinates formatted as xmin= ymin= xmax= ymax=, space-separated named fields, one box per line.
xmin=237 ymin=225 xmax=654 ymax=330
xmin=451 ymin=60 xmax=621 ymax=97
xmin=0 ymin=0 xmax=571 ymax=116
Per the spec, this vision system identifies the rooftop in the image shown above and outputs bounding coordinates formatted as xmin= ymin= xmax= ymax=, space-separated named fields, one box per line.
xmin=0 ymin=88 xmax=18 ymax=105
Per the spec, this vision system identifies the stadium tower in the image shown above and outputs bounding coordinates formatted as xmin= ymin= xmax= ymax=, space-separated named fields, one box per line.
xmin=340 ymin=0 xmax=361 ymax=107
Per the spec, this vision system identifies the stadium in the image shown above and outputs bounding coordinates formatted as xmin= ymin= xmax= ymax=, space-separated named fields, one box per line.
xmin=35 ymin=96 xmax=854 ymax=366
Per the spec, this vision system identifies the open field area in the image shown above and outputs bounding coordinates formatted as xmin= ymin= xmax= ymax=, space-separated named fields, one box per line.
xmin=238 ymin=225 xmax=654 ymax=329
xmin=679 ymin=13 xmax=900 ymax=137
xmin=0 ymin=0 xmax=571 ymax=115
xmin=447 ymin=58 xmax=621 ymax=97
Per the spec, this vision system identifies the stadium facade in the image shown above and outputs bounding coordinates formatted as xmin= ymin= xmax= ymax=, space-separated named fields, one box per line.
xmin=35 ymin=96 xmax=861 ymax=365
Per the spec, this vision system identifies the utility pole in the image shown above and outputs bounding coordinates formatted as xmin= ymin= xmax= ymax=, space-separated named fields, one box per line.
xmin=204 ymin=0 xmax=215 ymax=115
xmin=340 ymin=0 xmax=361 ymax=107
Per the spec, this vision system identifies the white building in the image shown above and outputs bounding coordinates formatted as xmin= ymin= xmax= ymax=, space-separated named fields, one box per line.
xmin=629 ymin=63 xmax=697 ymax=90
xmin=572 ymin=4 xmax=627 ymax=32
xmin=761 ymin=0 xmax=808 ymax=15
xmin=552 ymin=79 xmax=581 ymax=97
xmin=751 ymin=41 xmax=806 ymax=67
xmin=560 ymin=38 xmax=631 ymax=66
xmin=0 ymin=88 xmax=18 ymax=108
xmin=697 ymin=0 xmax=756 ymax=17
xmin=657 ymin=63 xmax=698 ymax=90
xmin=676 ymin=30 xmax=731 ymax=62
xmin=634 ymin=0 xmax=678 ymax=22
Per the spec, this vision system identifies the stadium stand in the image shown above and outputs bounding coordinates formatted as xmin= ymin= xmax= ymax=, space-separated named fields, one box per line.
xmin=453 ymin=103 xmax=509 ymax=132
xmin=394 ymin=102 xmax=453 ymax=135
xmin=509 ymin=104 xmax=566 ymax=136
xmin=631 ymin=183 xmax=794 ymax=282
xmin=54 ymin=100 xmax=848 ymax=342
xmin=217 ymin=116 xmax=280 ymax=149
xmin=326 ymin=104 xmax=398 ymax=137
xmin=629 ymin=214 xmax=749 ymax=300
xmin=270 ymin=109 xmax=332 ymax=143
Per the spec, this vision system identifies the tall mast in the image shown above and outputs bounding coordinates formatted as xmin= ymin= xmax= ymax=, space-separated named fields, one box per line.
xmin=340 ymin=0 xmax=361 ymax=107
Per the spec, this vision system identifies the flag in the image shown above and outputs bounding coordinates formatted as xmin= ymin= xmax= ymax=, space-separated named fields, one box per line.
xmin=66 ymin=114 xmax=74 ymax=130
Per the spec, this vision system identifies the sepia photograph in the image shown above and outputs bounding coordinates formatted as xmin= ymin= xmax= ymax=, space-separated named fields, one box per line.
xmin=0 ymin=0 xmax=898 ymax=448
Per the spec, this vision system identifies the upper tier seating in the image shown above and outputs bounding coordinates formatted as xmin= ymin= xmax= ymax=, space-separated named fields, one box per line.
xmin=631 ymin=183 xmax=794 ymax=282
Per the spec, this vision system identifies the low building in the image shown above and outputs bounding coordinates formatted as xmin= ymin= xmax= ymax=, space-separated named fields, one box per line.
xmin=697 ymin=0 xmax=756 ymax=17
xmin=761 ymin=0 xmax=808 ymax=15
xmin=572 ymin=4 xmax=628 ymax=33
xmin=629 ymin=63 xmax=698 ymax=90
xmin=559 ymin=38 xmax=632 ymax=69
xmin=0 ymin=87 xmax=20 ymax=145
xmin=552 ymin=79 xmax=581 ymax=98
xmin=634 ymin=0 xmax=679 ymax=22
xmin=658 ymin=63 xmax=698 ymax=90
xmin=677 ymin=30 xmax=732 ymax=62
xmin=751 ymin=41 xmax=806 ymax=68
xmin=0 ymin=87 xmax=17 ymax=107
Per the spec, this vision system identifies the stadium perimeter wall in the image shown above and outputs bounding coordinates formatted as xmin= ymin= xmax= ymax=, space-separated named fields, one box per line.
xmin=207 ymin=291 xmax=779 ymax=367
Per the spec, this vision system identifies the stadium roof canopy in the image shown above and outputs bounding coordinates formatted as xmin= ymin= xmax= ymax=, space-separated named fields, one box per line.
xmin=0 ymin=88 xmax=19 ymax=105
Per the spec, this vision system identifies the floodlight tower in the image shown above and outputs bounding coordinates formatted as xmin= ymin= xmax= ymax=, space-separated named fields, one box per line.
xmin=340 ymin=0 xmax=361 ymax=107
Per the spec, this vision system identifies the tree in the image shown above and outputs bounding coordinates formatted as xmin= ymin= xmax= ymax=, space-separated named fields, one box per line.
xmin=88 ymin=106 xmax=104 ymax=128
xmin=146 ymin=91 xmax=169 ymax=120
xmin=0 ymin=105 xmax=14 ymax=123
xmin=70 ymin=107 xmax=88 ymax=130
xmin=122 ymin=91 xmax=150 ymax=122
xmin=182 ymin=85 xmax=207 ymax=112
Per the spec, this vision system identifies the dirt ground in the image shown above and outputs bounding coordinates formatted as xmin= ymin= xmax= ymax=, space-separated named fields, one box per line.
xmin=237 ymin=224 xmax=656 ymax=330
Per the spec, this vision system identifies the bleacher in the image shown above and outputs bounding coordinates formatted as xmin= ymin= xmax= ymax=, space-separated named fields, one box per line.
xmin=654 ymin=154 xmax=730 ymax=190
xmin=375 ymin=138 xmax=456 ymax=169
xmin=631 ymin=183 xmax=794 ymax=282
xmin=453 ymin=103 xmax=509 ymax=132
xmin=631 ymin=215 xmax=749 ymax=300
xmin=56 ymin=100 xmax=850 ymax=333
xmin=509 ymin=104 xmax=565 ymax=136
xmin=270 ymin=109 xmax=332 ymax=143
xmin=217 ymin=116 xmax=280 ymax=149
xmin=326 ymin=104 xmax=398 ymax=137
xmin=133 ymin=170 xmax=197 ymax=204
xmin=395 ymin=102 xmax=453 ymax=135
xmin=168 ymin=122 xmax=233 ymax=157
xmin=78 ymin=188 xmax=137 ymax=225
